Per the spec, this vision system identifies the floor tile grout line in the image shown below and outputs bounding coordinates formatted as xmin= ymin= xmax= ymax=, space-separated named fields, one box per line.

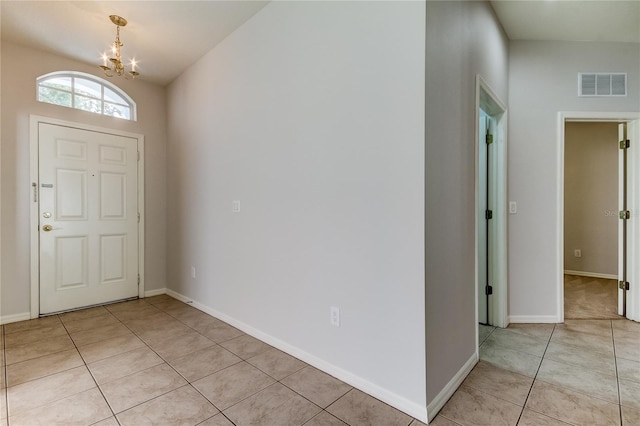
xmin=514 ymin=322 xmax=556 ymax=425
xmin=438 ymin=412 xmax=465 ymax=426
xmin=131 ymin=301 xmax=316 ymax=417
xmin=69 ymin=302 xmax=202 ymax=424
xmin=4 ymin=313 xmax=119 ymax=425
xmin=99 ymin=300 xmax=211 ymax=419
xmin=106 ymin=299 xmax=245 ymax=423
xmin=126 ymin=299 xmax=359 ymax=426
xmin=113 ymin=300 xmax=276 ymax=425
xmin=526 ymin=320 xmax=630 ymax=426
xmin=58 ymin=312 xmax=122 ymax=426
xmin=531 ymin=321 xmax=626 ymax=407
xmin=5 ymin=297 xmax=425 ymax=426
xmin=2 ymin=326 xmax=7 ymax=423
xmin=85 ymin=300 xmax=224 ymax=422
xmin=161 ymin=317 xmax=315 ymax=423
xmin=611 ymin=319 xmax=624 ymax=426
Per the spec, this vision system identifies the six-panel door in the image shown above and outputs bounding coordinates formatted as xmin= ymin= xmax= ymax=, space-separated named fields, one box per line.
xmin=38 ymin=123 xmax=139 ymax=314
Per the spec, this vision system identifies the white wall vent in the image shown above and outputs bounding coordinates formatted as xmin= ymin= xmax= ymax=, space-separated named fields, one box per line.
xmin=579 ymin=73 xmax=627 ymax=97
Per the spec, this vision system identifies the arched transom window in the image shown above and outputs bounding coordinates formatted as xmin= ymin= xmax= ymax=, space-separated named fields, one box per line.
xmin=37 ymin=72 xmax=137 ymax=121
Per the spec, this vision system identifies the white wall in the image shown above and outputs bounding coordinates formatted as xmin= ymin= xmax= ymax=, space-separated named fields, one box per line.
xmin=425 ymin=0 xmax=509 ymax=406
xmin=0 ymin=42 xmax=168 ymax=319
xmin=509 ymin=41 xmax=640 ymax=321
xmin=166 ymin=1 xmax=427 ymax=419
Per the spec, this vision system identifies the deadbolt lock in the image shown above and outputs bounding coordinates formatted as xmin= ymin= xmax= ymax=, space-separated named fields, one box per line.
xmin=42 ymin=224 xmax=53 ymax=232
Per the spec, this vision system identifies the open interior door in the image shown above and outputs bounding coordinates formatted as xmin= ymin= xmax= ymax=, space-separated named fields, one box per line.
xmin=625 ymin=120 xmax=640 ymax=321
xmin=618 ymin=123 xmax=629 ymax=317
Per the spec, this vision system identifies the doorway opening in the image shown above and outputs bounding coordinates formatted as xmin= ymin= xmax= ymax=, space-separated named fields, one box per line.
xmin=475 ymin=76 xmax=508 ymax=331
xmin=557 ymin=112 xmax=640 ymax=323
xmin=563 ymin=122 xmax=621 ymax=319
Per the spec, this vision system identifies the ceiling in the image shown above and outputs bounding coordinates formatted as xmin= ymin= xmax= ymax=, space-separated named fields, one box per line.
xmin=1 ymin=1 xmax=268 ymax=86
xmin=490 ymin=0 xmax=640 ymax=43
xmin=1 ymin=1 xmax=638 ymax=87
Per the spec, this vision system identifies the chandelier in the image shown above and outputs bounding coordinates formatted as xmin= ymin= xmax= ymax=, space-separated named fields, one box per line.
xmin=99 ymin=15 xmax=139 ymax=79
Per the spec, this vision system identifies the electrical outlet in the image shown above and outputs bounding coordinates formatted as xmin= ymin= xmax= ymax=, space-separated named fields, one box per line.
xmin=509 ymin=201 xmax=517 ymax=214
xmin=191 ymin=266 xmax=196 ymax=279
xmin=330 ymin=306 xmax=340 ymax=327
xmin=574 ymin=249 xmax=582 ymax=258
xmin=232 ymin=200 xmax=241 ymax=213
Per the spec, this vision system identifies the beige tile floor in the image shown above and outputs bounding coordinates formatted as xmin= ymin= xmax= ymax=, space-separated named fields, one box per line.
xmin=2 ymin=296 xmax=639 ymax=425
xmin=434 ymin=319 xmax=640 ymax=425
xmin=0 ymin=295 xmax=427 ymax=426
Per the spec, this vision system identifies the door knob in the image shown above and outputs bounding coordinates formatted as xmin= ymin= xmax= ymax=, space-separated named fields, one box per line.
xmin=42 ymin=224 xmax=53 ymax=232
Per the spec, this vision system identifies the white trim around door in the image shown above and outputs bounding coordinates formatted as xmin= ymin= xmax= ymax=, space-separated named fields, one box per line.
xmin=475 ymin=75 xmax=509 ymax=332
xmin=29 ymin=115 xmax=145 ymax=318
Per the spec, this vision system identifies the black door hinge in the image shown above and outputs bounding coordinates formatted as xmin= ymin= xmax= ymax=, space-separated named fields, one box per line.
xmin=485 ymin=285 xmax=493 ymax=295
xmin=619 ymin=281 xmax=630 ymax=291
xmin=485 ymin=210 xmax=493 ymax=220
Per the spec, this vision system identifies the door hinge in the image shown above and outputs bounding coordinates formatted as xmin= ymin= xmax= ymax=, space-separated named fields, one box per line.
xmin=619 ymin=281 xmax=630 ymax=291
xmin=485 ymin=285 xmax=493 ymax=295
xmin=619 ymin=210 xmax=631 ymax=220
xmin=486 ymin=134 xmax=494 ymax=145
xmin=620 ymin=139 xmax=630 ymax=149
xmin=138 ymin=212 xmax=141 ymax=223
xmin=485 ymin=210 xmax=493 ymax=220
xmin=138 ymin=274 xmax=140 ymax=286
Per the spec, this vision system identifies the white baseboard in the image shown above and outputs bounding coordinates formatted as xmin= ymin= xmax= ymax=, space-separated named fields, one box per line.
xmin=426 ymin=352 xmax=477 ymax=422
xmin=564 ymin=270 xmax=617 ymax=280
xmin=165 ymin=289 xmax=429 ymax=423
xmin=0 ymin=311 xmax=32 ymax=325
xmin=144 ymin=288 xmax=167 ymax=297
xmin=165 ymin=289 xmax=191 ymax=303
xmin=509 ymin=315 xmax=559 ymax=324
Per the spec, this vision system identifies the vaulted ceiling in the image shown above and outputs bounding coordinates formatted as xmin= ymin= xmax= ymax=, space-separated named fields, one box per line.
xmin=2 ymin=1 xmax=638 ymax=86
xmin=1 ymin=1 xmax=268 ymax=85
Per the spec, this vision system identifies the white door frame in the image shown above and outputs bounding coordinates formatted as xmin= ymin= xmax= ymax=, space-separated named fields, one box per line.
xmin=29 ymin=115 xmax=145 ymax=318
xmin=557 ymin=111 xmax=640 ymax=323
xmin=475 ymin=75 xmax=509 ymax=331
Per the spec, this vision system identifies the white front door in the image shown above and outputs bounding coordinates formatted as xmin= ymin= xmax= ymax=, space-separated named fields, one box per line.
xmin=38 ymin=123 xmax=139 ymax=314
